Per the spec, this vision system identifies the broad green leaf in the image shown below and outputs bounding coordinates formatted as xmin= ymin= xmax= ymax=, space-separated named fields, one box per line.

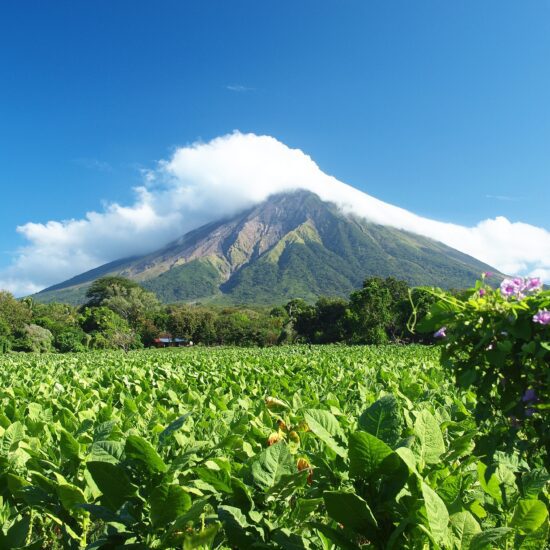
xmin=421 ymin=482 xmax=450 ymax=547
xmin=150 ymin=483 xmax=192 ymax=528
xmin=2 ymin=422 xmax=25 ymax=454
xmin=521 ymin=469 xmax=549 ymax=499
xmin=251 ymin=442 xmax=295 ymax=490
xmin=230 ymin=477 xmax=253 ymax=512
xmin=93 ymin=420 xmax=117 ymax=441
xmin=358 ymin=394 xmax=402 ymax=446
xmin=413 ymin=409 xmax=445 ymax=466
xmin=477 ymin=462 xmax=506 ymax=505
xmin=59 ymin=429 xmax=80 ymax=462
xmin=169 ymin=498 xmax=210 ymax=532
xmin=395 ymin=446 xmax=419 ymax=475
xmin=272 ymin=528 xmax=313 ymax=549
xmin=159 ymin=412 xmax=191 ymax=444
xmin=27 ymin=403 xmax=43 ymax=422
xmin=311 ymin=522 xmax=361 ymax=550
xmin=218 ymin=505 xmax=264 ymax=549
xmin=268 ymin=470 xmax=309 ymax=500
xmin=450 ymin=511 xmax=481 ymax=549
xmin=16 ymin=485 xmax=52 ymax=507
xmin=438 ymin=474 xmax=462 ymax=506
xmin=291 ymin=498 xmax=323 ymax=522
xmin=323 ymin=491 xmax=378 ymax=533
xmin=125 ymin=434 xmax=167 ymax=473
xmin=303 ymin=409 xmax=346 ymax=457
xmin=518 ymin=520 xmax=549 ymax=550
xmin=348 ymin=430 xmax=393 ymax=480
xmin=469 ymin=501 xmax=487 ymax=520
xmin=7 ymin=473 xmax=30 ymax=496
xmin=30 ymin=471 xmax=57 ymax=495
xmin=510 ymin=499 xmax=548 ymax=534
xmin=1 ymin=515 xmax=31 ymax=549
xmin=56 ymin=483 xmax=86 ymax=512
xmin=469 ymin=527 xmax=512 ymax=549
xmin=446 ymin=432 xmax=475 ymax=461
xmin=88 ymin=440 xmax=125 ymax=464
xmin=196 ymin=465 xmax=233 ymax=494
xmin=86 ymin=461 xmax=137 ymax=510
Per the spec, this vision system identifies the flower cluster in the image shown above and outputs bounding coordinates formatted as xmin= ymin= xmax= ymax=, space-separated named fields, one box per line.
xmin=533 ymin=309 xmax=550 ymax=325
xmin=500 ymin=276 xmax=542 ymax=299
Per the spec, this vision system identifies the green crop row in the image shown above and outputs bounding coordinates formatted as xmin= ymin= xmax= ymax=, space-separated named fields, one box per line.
xmin=0 ymin=346 xmax=548 ymax=548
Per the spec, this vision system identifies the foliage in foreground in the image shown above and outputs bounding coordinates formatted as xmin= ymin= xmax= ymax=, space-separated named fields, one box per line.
xmin=0 ymin=345 xmax=548 ymax=548
xmin=418 ymin=274 xmax=550 ymax=467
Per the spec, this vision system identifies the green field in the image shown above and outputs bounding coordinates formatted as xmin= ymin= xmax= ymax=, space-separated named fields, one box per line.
xmin=0 ymin=346 xmax=547 ymax=548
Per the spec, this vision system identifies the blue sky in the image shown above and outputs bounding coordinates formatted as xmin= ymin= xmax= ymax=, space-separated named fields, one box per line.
xmin=1 ymin=1 xmax=549 ymax=292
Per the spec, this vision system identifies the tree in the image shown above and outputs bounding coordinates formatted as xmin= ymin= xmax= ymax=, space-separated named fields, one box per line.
xmin=17 ymin=324 xmax=54 ymax=353
xmin=194 ymin=308 xmax=218 ymax=345
xmin=84 ymin=276 xmax=161 ymax=344
xmin=79 ymin=307 xmax=141 ymax=351
xmin=215 ymin=310 xmax=253 ymax=345
xmin=0 ymin=316 xmax=11 ymax=352
xmin=102 ymin=287 xmax=160 ymax=326
xmin=348 ymin=277 xmax=410 ymax=344
xmin=32 ymin=302 xmax=85 ymax=352
xmin=285 ymin=299 xmax=316 ymax=342
xmin=167 ymin=305 xmax=201 ymax=340
xmin=285 ymin=297 xmax=349 ymax=344
xmin=54 ymin=327 xmax=88 ymax=353
xmin=0 ymin=291 xmax=31 ymax=333
xmin=84 ymin=276 xmax=143 ymax=307
xmin=313 ymin=296 xmax=349 ymax=343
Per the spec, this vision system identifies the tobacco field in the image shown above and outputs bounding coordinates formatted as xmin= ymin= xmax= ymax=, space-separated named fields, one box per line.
xmin=0 ymin=345 xmax=548 ymax=549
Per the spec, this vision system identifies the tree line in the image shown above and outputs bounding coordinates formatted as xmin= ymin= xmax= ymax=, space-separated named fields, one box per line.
xmin=0 ymin=276 xmax=436 ymax=352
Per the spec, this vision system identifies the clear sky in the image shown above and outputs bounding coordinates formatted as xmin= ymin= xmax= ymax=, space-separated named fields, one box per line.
xmin=1 ymin=1 xmax=549 ymax=291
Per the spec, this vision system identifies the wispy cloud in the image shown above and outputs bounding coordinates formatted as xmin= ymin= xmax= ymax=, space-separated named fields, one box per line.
xmin=73 ymin=157 xmax=113 ymax=172
xmin=225 ymin=84 xmax=254 ymax=92
xmin=1 ymin=132 xmax=549 ymax=295
xmin=486 ymin=194 xmax=524 ymax=202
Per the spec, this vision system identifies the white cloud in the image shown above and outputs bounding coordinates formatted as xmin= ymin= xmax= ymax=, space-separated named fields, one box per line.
xmin=73 ymin=157 xmax=113 ymax=172
xmin=225 ymin=84 xmax=254 ymax=92
xmin=1 ymin=131 xmax=549 ymax=296
xmin=485 ymin=194 xmax=523 ymax=202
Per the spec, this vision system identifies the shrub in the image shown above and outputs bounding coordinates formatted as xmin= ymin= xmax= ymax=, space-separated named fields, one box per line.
xmin=419 ymin=274 xmax=550 ymax=465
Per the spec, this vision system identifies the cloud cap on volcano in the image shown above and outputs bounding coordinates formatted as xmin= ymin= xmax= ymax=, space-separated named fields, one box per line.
xmin=1 ymin=131 xmax=549 ymax=295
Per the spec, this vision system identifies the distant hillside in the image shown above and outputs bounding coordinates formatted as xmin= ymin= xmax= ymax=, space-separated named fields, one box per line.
xmin=35 ymin=190 xmax=500 ymax=305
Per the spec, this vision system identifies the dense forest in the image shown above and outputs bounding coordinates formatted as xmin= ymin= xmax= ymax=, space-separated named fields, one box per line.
xmin=0 ymin=276 xmax=436 ymax=352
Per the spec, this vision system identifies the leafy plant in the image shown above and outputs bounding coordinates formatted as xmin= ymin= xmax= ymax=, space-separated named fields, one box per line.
xmin=0 ymin=345 xmax=547 ymax=548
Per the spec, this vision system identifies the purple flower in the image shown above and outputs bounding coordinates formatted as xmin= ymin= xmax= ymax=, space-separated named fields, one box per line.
xmin=522 ymin=388 xmax=537 ymax=403
xmin=479 ymin=288 xmax=486 ymax=297
xmin=434 ymin=327 xmax=447 ymax=339
xmin=532 ymin=309 xmax=550 ymax=325
xmin=482 ymin=271 xmax=493 ymax=278
xmin=525 ymin=277 xmax=542 ymax=292
xmin=500 ymin=276 xmax=543 ymax=299
xmin=500 ymin=278 xmax=522 ymax=298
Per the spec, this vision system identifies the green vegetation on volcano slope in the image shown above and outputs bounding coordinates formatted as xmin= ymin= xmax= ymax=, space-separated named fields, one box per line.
xmin=34 ymin=191 xmax=500 ymax=306
xmin=0 ymin=346 xmax=548 ymax=548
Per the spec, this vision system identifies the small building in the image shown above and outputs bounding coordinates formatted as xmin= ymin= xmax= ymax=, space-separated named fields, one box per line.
xmin=152 ymin=337 xmax=192 ymax=348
